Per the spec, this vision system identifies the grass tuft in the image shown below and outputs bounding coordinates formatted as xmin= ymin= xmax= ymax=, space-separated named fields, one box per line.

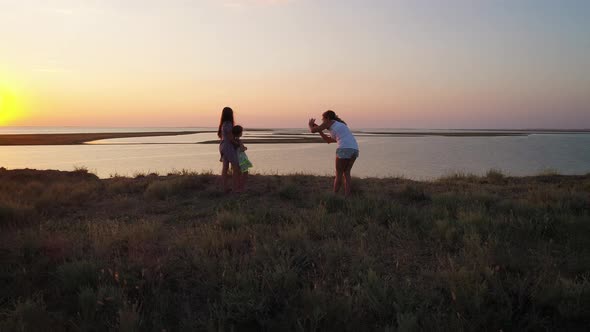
xmin=486 ymin=168 xmax=505 ymax=183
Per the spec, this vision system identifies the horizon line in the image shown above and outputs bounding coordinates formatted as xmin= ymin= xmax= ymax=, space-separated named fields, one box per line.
xmin=1 ymin=125 xmax=590 ymax=131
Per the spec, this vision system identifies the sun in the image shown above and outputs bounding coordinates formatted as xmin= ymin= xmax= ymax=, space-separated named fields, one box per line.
xmin=0 ymin=83 xmax=25 ymax=125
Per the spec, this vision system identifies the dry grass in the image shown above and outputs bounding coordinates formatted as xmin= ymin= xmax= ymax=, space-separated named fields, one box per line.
xmin=0 ymin=168 xmax=589 ymax=331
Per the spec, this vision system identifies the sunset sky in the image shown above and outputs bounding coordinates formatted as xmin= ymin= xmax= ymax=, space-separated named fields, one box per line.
xmin=0 ymin=0 xmax=589 ymax=128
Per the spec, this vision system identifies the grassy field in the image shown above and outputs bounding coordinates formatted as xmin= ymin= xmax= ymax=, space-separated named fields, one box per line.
xmin=0 ymin=167 xmax=589 ymax=331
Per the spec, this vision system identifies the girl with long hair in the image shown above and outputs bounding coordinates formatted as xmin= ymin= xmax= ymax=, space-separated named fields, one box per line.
xmin=218 ymin=106 xmax=241 ymax=193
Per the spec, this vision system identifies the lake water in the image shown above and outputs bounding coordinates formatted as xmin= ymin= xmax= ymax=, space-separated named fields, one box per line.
xmin=1 ymin=127 xmax=589 ymax=179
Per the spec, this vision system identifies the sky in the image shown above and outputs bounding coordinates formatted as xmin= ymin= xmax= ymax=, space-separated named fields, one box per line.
xmin=0 ymin=0 xmax=589 ymax=129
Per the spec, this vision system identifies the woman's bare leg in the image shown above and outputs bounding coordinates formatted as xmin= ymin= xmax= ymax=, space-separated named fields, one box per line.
xmin=334 ymin=158 xmax=346 ymax=193
xmin=343 ymin=157 xmax=356 ymax=197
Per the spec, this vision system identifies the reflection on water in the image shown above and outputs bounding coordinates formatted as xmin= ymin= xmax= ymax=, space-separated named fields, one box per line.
xmin=1 ymin=128 xmax=589 ymax=179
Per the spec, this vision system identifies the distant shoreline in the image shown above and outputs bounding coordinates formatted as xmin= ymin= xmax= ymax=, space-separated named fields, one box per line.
xmin=0 ymin=129 xmax=588 ymax=145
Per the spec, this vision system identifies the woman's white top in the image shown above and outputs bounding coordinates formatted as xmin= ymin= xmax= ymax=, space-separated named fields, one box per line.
xmin=328 ymin=121 xmax=359 ymax=150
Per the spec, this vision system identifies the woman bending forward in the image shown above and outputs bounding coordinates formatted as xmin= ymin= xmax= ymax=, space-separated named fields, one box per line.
xmin=309 ymin=110 xmax=359 ymax=197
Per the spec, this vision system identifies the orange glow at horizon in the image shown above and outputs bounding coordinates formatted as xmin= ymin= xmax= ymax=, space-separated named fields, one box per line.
xmin=3 ymin=65 xmax=587 ymax=129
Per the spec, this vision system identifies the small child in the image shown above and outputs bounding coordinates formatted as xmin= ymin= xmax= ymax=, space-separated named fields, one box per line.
xmin=231 ymin=125 xmax=253 ymax=191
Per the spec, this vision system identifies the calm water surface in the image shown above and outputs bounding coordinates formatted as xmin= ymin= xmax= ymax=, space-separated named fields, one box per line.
xmin=1 ymin=127 xmax=589 ymax=179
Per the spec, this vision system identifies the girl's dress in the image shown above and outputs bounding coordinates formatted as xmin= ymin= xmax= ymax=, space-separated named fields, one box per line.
xmin=219 ymin=121 xmax=238 ymax=163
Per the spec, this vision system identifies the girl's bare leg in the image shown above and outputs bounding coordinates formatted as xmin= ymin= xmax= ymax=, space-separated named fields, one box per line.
xmin=231 ymin=162 xmax=242 ymax=192
xmin=221 ymin=160 xmax=231 ymax=193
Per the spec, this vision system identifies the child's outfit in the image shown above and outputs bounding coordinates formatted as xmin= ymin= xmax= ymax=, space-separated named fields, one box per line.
xmin=235 ymin=138 xmax=253 ymax=173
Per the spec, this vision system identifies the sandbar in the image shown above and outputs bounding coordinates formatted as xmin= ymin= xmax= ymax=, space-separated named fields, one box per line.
xmin=0 ymin=131 xmax=207 ymax=146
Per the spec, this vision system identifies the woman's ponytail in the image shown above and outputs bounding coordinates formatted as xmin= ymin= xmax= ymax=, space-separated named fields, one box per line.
xmin=322 ymin=110 xmax=347 ymax=125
